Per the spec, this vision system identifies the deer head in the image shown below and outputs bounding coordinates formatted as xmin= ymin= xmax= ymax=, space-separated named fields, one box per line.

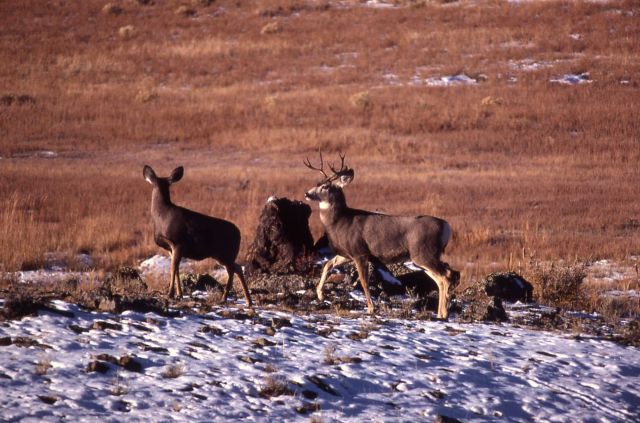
xmin=143 ymin=165 xmax=184 ymax=202
xmin=304 ymin=152 xmax=354 ymax=207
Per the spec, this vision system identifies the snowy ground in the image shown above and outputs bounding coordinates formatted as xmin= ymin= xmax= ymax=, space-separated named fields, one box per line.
xmin=1 ymin=298 xmax=638 ymax=422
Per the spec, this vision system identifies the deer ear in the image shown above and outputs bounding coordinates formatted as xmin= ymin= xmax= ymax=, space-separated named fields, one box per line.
xmin=168 ymin=166 xmax=184 ymax=184
xmin=335 ymin=169 xmax=354 ymax=187
xmin=143 ymin=165 xmax=157 ymax=185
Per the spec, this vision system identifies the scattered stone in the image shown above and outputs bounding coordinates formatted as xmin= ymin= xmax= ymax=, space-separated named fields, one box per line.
xmin=253 ymin=337 xmax=276 ymax=347
xmin=135 ymin=343 xmax=169 ymax=354
xmin=192 ymin=392 xmax=207 ymax=401
xmin=261 ymin=21 xmax=283 ymax=35
xmin=0 ymin=371 xmax=12 ymax=379
xmin=245 ymin=197 xmax=314 ymax=275
xmin=37 ymin=395 xmax=58 ymax=405
xmin=91 ymin=321 xmax=123 ymax=331
xmin=271 ymin=317 xmax=292 ymax=329
xmin=265 ymin=327 xmax=276 ymax=336
xmin=119 ymin=355 xmax=143 ymax=373
xmin=95 ymin=354 xmax=119 ymax=365
xmin=102 ymin=3 xmax=124 ymax=15
xmin=218 ymin=310 xmax=252 ymax=320
xmin=175 ymin=5 xmax=196 ymax=16
xmin=430 ymin=390 xmax=446 ymax=400
xmin=434 ymin=415 xmax=462 ymax=423
xmin=86 ymin=360 xmax=110 ymax=373
xmin=0 ymin=336 xmax=12 ymax=346
xmin=68 ymin=324 xmax=87 ymax=334
xmin=306 ymin=375 xmax=339 ymax=396
xmin=199 ymin=325 xmax=223 ymax=336
xmin=130 ymin=323 xmax=153 ymax=332
xmin=239 ymin=355 xmax=257 ymax=364
xmin=13 ymin=337 xmax=50 ymax=349
xmin=296 ymin=402 xmax=321 ymax=414
xmin=183 ymin=273 xmax=222 ymax=293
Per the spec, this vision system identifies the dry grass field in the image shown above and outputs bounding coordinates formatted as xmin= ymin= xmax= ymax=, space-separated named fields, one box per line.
xmin=1 ymin=0 xmax=639 ymax=297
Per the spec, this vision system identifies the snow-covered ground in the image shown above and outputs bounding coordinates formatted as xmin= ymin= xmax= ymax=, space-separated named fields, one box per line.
xmin=1 ymin=299 xmax=638 ymax=422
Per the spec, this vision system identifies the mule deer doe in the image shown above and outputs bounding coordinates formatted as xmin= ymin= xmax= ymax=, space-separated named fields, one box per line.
xmin=304 ymin=153 xmax=459 ymax=319
xmin=143 ymin=165 xmax=252 ymax=306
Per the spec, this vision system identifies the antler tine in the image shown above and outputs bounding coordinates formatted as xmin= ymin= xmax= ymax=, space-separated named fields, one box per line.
xmin=328 ymin=152 xmax=347 ymax=174
xmin=303 ymin=150 xmax=328 ymax=178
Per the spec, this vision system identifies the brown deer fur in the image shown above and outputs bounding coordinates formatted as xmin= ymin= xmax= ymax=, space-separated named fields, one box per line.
xmin=143 ymin=165 xmax=252 ymax=306
xmin=304 ymin=154 xmax=459 ymax=318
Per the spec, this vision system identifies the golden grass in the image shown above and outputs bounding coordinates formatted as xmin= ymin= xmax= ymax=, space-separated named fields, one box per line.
xmin=1 ymin=0 xmax=639 ymax=292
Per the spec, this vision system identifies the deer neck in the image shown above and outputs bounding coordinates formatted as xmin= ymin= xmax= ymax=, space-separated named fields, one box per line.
xmin=151 ymin=186 xmax=173 ymax=214
xmin=319 ymin=199 xmax=347 ymax=226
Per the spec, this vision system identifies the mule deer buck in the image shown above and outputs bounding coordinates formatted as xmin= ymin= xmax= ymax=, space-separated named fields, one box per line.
xmin=143 ymin=165 xmax=252 ymax=306
xmin=304 ymin=153 xmax=459 ymax=319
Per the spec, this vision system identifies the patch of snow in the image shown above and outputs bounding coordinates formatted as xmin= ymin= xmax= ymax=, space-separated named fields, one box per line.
xmin=0 ymin=301 xmax=638 ymax=421
xmin=13 ymin=270 xmax=88 ymax=284
xmin=603 ymin=290 xmax=639 ymax=299
xmin=381 ymin=71 xmax=401 ymax=86
xmin=509 ymin=59 xmax=555 ymax=72
xmin=550 ymin=73 xmax=592 ymax=85
xmin=363 ymin=0 xmax=396 ymax=8
xmin=403 ymin=261 xmax=423 ymax=272
xmin=425 ymin=74 xmax=478 ymax=86
xmin=377 ymin=268 xmax=402 ymax=286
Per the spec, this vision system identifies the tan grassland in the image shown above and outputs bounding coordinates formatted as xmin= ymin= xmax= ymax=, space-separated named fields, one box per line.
xmin=1 ymin=0 xmax=638 ymax=297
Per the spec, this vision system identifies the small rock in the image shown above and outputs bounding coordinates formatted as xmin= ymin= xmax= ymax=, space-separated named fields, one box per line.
xmin=68 ymin=324 xmax=87 ymax=334
xmin=86 ymin=360 xmax=110 ymax=374
xmin=271 ymin=317 xmax=292 ymax=329
xmin=95 ymin=354 xmax=119 ymax=365
xmin=37 ymin=395 xmax=58 ymax=405
xmin=265 ymin=327 xmax=276 ymax=336
xmin=434 ymin=415 xmax=462 ymax=423
xmin=91 ymin=320 xmax=123 ymax=331
xmin=119 ymin=355 xmax=143 ymax=373
xmin=295 ymin=402 xmax=321 ymax=414
xmin=0 ymin=336 xmax=12 ymax=346
xmin=253 ymin=337 xmax=276 ymax=347
xmin=199 ymin=325 xmax=223 ymax=336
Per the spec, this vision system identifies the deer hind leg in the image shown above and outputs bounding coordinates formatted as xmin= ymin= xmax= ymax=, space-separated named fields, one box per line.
xmin=233 ymin=263 xmax=253 ymax=308
xmin=416 ymin=262 xmax=450 ymax=320
xmin=317 ymin=255 xmax=351 ymax=301
xmin=353 ymin=257 xmax=374 ymax=315
xmin=222 ymin=264 xmax=235 ymax=304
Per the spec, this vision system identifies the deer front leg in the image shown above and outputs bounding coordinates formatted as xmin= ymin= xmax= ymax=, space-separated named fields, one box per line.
xmin=353 ymin=257 xmax=374 ymax=314
xmin=317 ymin=255 xmax=350 ymax=301
xmin=170 ymin=247 xmax=183 ymax=299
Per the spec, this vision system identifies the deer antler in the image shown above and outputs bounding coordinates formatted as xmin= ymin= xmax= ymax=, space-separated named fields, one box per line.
xmin=328 ymin=152 xmax=347 ymax=175
xmin=303 ymin=151 xmax=329 ymax=178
